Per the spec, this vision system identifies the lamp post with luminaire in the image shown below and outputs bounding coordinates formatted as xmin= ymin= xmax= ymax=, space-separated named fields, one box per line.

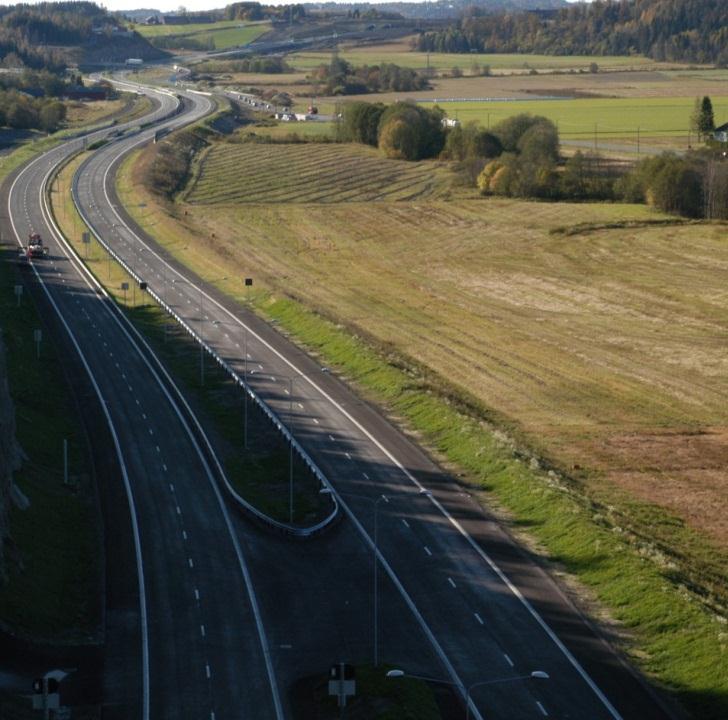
xmin=321 ymin=487 xmax=388 ymax=666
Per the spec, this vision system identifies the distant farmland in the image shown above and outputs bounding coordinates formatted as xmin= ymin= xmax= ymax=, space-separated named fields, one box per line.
xmin=187 ymin=143 xmax=453 ymax=204
xmin=172 ymin=144 xmax=728 ymax=559
xmin=135 ymin=19 xmax=269 ymax=50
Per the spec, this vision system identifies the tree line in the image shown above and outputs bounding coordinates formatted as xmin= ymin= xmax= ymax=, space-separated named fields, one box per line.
xmin=339 ymin=101 xmax=728 ymax=219
xmin=0 ymin=2 xmax=115 ymax=71
xmin=416 ymin=0 xmax=728 ymax=64
xmin=310 ymin=55 xmax=430 ymax=96
xmin=194 ymin=56 xmax=292 ymax=75
xmin=0 ymin=69 xmax=85 ymax=133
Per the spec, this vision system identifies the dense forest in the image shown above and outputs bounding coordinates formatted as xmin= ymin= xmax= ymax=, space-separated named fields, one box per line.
xmin=416 ymin=0 xmax=728 ymax=64
xmin=0 ymin=2 xmax=113 ymax=70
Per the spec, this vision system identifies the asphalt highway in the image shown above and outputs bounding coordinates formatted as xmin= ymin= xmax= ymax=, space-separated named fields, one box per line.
xmin=7 ymin=86 xmax=283 ymax=720
xmin=70 ymin=80 xmax=678 ymax=720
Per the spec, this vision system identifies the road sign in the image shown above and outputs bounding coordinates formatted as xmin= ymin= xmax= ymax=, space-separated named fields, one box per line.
xmin=328 ymin=663 xmax=356 ymax=708
xmin=139 ymin=281 xmax=148 ymax=291
xmin=120 ymin=282 xmax=129 ymax=290
xmin=244 ymin=277 xmax=253 ymax=286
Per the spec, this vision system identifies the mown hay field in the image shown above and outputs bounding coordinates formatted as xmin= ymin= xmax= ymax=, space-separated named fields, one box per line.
xmin=176 ymin=144 xmax=728 ymax=555
xmin=187 ymin=142 xmax=453 ymax=204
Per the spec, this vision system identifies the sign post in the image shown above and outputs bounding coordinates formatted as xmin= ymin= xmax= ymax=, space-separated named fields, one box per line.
xmin=121 ymin=281 xmax=129 ymax=305
xmin=34 ymin=329 xmax=42 ymax=359
xmin=328 ymin=663 xmax=356 ymax=718
xmin=14 ymin=284 xmax=23 ymax=307
xmin=82 ymin=231 xmax=90 ymax=259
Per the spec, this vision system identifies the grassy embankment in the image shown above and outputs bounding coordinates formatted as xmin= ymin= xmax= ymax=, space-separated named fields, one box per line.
xmin=0 ymin=248 xmax=99 ymax=641
xmin=118 ymin=139 xmax=728 ymax=719
xmin=136 ymin=19 xmax=270 ymax=50
xmin=0 ymin=157 xmax=103 ymax=642
xmin=49 ymin=154 xmax=329 ymax=526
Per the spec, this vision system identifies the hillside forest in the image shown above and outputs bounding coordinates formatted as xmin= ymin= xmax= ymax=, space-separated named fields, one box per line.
xmin=416 ymin=0 xmax=728 ymax=64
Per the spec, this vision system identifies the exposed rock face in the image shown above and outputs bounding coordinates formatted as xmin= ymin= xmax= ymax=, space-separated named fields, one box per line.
xmin=0 ymin=332 xmax=22 ymax=583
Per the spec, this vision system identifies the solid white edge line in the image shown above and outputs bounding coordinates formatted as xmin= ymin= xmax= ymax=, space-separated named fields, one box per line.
xmin=60 ymin=124 xmax=285 ymax=720
xmin=96 ymin=82 xmax=621 ymax=720
xmin=9 ymin=147 xmax=152 ymax=720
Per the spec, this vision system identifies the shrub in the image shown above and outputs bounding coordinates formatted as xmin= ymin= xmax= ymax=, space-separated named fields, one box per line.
xmin=377 ymin=102 xmax=445 ymax=160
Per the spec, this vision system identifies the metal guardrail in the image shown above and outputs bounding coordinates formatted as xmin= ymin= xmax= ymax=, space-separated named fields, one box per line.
xmin=62 ymin=120 xmax=338 ymax=537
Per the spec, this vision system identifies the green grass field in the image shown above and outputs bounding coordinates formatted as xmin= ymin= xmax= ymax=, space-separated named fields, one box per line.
xmin=422 ymin=96 xmax=728 ymax=139
xmin=188 ymin=142 xmax=453 ymax=204
xmin=117 ymin=139 xmax=728 ymax=718
xmin=136 ymin=19 xmax=269 ymax=49
xmin=290 ymin=48 xmax=662 ymax=74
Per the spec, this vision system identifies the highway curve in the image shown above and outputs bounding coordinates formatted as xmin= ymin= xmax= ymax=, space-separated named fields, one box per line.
xmin=72 ymin=79 xmax=680 ymax=720
xmin=6 ymin=85 xmax=283 ymax=720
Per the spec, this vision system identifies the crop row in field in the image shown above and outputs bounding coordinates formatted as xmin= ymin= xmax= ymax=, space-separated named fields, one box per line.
xmin=421 ymin=95 xmax=728 ymax=138
xmin=188 ymin=142 xmax=452 ymax=204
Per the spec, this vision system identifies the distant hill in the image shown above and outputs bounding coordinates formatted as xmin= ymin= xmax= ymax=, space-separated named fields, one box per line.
xmin=0 ymin=2 xmax=165 ymax=71
xmin=416 ymin=0 xmax=728 ymax=64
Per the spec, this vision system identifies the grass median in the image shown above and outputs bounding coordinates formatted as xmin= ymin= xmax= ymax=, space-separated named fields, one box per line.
xmin=51 ymin=153 xmax=330 ymax=527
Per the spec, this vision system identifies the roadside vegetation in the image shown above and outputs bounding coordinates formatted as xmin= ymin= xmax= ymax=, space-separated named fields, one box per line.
xmin=117 ymin=130 xmax=728 ymax=717
xmin=0 ymin=242 xmax=100 ymax=641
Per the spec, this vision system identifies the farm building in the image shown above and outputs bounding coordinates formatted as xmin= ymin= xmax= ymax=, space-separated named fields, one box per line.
xmin=714 ymin=122 xmax=728 ymax=143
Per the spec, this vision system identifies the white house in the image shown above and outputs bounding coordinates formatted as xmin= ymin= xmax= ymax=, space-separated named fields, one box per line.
xmin=714 ymin=122 xmax=728 ymax=143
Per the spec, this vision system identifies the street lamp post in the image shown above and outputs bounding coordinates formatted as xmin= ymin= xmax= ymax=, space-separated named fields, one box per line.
xmin=321 ymin=488 xmax=387 ymax=666
xmin=386 ymin=669 xmax=549 ymax=720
